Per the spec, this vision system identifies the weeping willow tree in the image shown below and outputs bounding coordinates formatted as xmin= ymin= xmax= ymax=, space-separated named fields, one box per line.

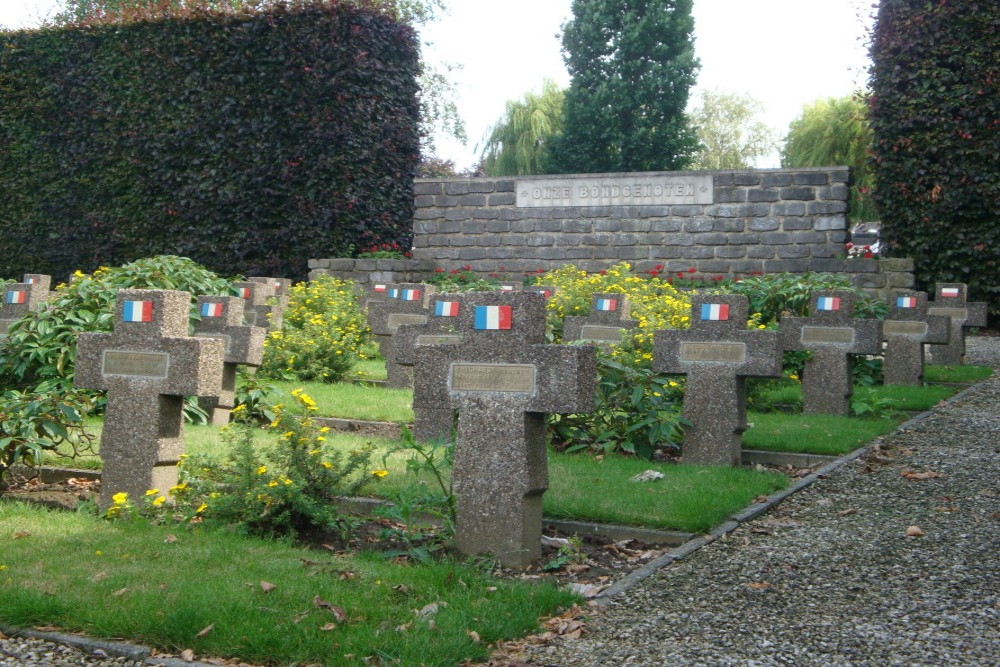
xmin=781 ymin=95 xmax=876 ymax=222
xmin=688 ymin=89 xmax=777 ymax=170
xmin=478 ymin=80 xmax=565 ymax=177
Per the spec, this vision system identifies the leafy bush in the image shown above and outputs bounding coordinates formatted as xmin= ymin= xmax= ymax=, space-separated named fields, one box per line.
xmin=869 ymin=0 xmax=1000 ymax=320
xmin=549 ymin=354 xmax=688 ymax=460
xmin=0 ymin=386 xmax=94 ymax=495
xmin=258 ymin=275 xmax=372 ymax=382
xmin=725 ymin=272 xmax=888 ymax=325
xmin=425 ymin=265 xmax=500 ymax=292
xmin=0 ymin=255 xmax=232 ymax=394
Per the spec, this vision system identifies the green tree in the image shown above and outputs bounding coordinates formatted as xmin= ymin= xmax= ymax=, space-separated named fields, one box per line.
xmin=688 ymin=89 xmax=776 ymax=170
xmin=478 ymin=80 xmax=565 ymax=177
xmin=781 ymin=95 xmax=876 ymax=223
xmin=548 ymin=0 xmax=700 ymax=173
xmin=868 ymin=0 xmax=999 ymax=318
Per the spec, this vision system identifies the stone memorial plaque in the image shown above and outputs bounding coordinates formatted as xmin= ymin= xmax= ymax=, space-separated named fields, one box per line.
xmin=194 ymin=332 xmax=233 ymax=355
xmin=102 ymin=350 xmax=170 ymax=378
xmin=884 ymin=320 xmax=929 ymax=337
xmin=450 ymin=363 xmax=536 ymax=393
xmin=928 ymin=307 xmax=968 ymax=320
xmin=679 ymin=342 xmax=747 ymax=363
xmin=0 ymin=320 xmax=11 ymax=335
xmin=387 ymin=313 xmax=428 ymax=333
xmin=244 ymin=311 xmax=258 ymax=326
xmin=800 ymin=326 xmax=856 ymax=345
xmin=517 ymin=174 xmax=713 ymax=207
xmin=417 ymin=334 xmax=461 ymax=346
xmin=579 ymin=325 xmax=626 ymax=342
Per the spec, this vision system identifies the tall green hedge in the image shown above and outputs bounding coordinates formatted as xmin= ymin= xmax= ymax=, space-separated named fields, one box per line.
xmin=868 ymin=0 xmax=1000 ymax=320
xmin=0 ymin=2 xmax=420 ymax=281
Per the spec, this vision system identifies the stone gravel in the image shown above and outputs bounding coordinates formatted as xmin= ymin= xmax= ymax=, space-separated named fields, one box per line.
xmin=525 ymin=338 xmax=1000 ymax=666
xmin=3 ymin=339 xmax=998 ymax=666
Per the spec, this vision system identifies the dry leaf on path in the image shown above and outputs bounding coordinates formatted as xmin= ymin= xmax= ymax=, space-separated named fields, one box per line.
xmin=906 ymin=525 xmax=925 ymax=537
xmin=259 ymin=581 xmax=277 ymax=594
xmin=902 ymin=470 xmax=942 ymax=481
xmin=313 ymin=596 xmax=347 ymax=622
xmin=180 ymin=648 xmax=196 ymax=662
xmin=747 ymin=582 xmax=771 ymax=590
xmin=839 ymin=508 xmax=858 ymax=517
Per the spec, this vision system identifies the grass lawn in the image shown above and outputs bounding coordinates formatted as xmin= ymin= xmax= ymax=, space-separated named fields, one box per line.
xmin=743 ymin=412 xmax=900 ymax=456
xmin=0 ymin=502 xmax=576 ymax=666
xmin=266 ymin=380 xmax=413 ymax=423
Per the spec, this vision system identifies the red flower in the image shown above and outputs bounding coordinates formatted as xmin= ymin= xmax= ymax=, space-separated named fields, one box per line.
xmin=449 ymin=269 xmax=458 ymax=275
xmin=845 ymin=242 xmax=854 ymax=250
xmin=649 ymin=270 xmax=660 ymax=277
xmin=677 ymin=273 xmax=685 ymax=278
xmin=712 ymin=275 xmax=724 ymax=281
xmin=599 ymin=270 xmax=607 ymax=275
xmin=463 ymin=265 xmax=472 ymax=271
xmin=687 ymin=267 xmax=696 ymax=273
xmin=654 ymin=264 xmax=664 ymax=271
xmin=434 ymin=267 xmax=444 ymax=273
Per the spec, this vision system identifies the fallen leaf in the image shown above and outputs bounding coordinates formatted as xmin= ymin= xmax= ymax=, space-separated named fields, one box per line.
xmin=112 ymin=587 xmax=129 ymax=597
xmin=391 ymin=584 xmax=410 ymax=593
xmin=92 ymin=571 xmax=108 ymax=582
xmin=313 ymin=596 xmax=347 ymax=622
xmin=320 ymin=544 xmax=337 ymax=551
xmin=32 ymin=625 xmax=61 ymax=632
xmin=466 ymin=630 xmax=481 ymax=643
xmin=905 ymin=526 xmax=925 ymax=537
xmin=568 ymin=583 xmax=606 ymax=598
xmin=195 ymin=624 xmax=215 ymax=638
xmin=753 ymin=495 xmax=769 ymax=504
xmin=164 ymin=534 xmax=178 ymax=544
xmin=292 ymin=611 xmax=310 ymax=623
xmin=395 ymin=622 xmax=411 ymax=633
xmin=12 ymin=531 xmax=31 ymax=539
xmin=260 ymin=581 xmax=277 ymax=594
xmin=747 ymin=582 xmax=771 ymax=590
xmin=300 ymin=558 xmax=321 ymax=566
xmin=416 ymin=602 xmax=440 ymax=618
xmin=566 ymin=563 xmax=591 ymax=574
xmin=339 ymin=571 xmax=359 ymax=581
xmin=902 ymin=470 xmax=942 ymax=481
xmin=180 ymin=648 xmax=195 ymax=662
xmin=320 ymin=623 xmax=338 ymax=632
xmin=838 ymin=508 xmax=857 ymax=517
xmin=486 ymin=586 xmax=497 ymax=592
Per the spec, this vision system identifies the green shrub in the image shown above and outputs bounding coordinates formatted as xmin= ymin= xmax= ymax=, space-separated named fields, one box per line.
xmin=726 ymin=272 xmax=888 ymax=325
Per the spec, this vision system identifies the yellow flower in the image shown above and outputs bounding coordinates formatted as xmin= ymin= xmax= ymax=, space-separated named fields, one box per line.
xmin=152 ymin=496 xmax=166 ymax=507
xmin=112 ymin=492 xmax=128 ymax=505
xmin=169 ymin=483 xmax=188 ymax=494
xmin=0 ymin=565 xmax=7 ymax=571
xmin=322 ymin=461 xmax=332 ymax=469
xmin=209 ymin=492 xmax=220 ymax=499
xmin=318 ymin=427 xmax=330 ymax=433
xmin=145 ymin=489 xmax=159 ymax=496
xmin=95 ymin=551 xmax=103 ymax=556
xmin=372 ymin=469 xmax=389 ymax=478
xmin=196 ymin=503 xmax=208 ymax=513
xmin=256 ymin=466 xmax=267 ymax=475
xmin=267 ymin=480 xmax=279 ymax=487
xmin=790 ymin=374 xmax=799 ymax=381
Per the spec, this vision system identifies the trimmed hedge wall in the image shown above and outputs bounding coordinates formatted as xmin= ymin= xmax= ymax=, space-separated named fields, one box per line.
xmin=869 ymin=0 xmax=1000 ymax=320
xmin=0 ymin=2 xmax=420 ymax=281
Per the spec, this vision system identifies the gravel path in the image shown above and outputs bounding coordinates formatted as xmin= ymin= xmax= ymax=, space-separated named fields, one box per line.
xmin=3 ymin=339 xmax=998 ymax=666
xmin=525 ymin=339 xmax=1000 ymax=666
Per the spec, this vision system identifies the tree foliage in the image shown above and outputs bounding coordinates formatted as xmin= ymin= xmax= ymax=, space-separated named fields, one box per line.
xmin=548 ymin=0 xmax=700 ymax=174
xmin=688 ymin=89 xmax=776 ymax=171
xmin=868 ymin=0 xmax=1000 ymax=319
xmin=782 ymin=96 xmax=876 ymax=223
xmin=479 ymin=80 xmax=565 ymax=177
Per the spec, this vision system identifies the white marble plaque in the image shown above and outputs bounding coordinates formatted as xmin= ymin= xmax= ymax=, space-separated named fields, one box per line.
xmin=450 ymin=363 xmax=536 ymax=393
xmin=102 ymin=350 xmax=170 ymax=378
xmin=517 ymin=174 xmax=713 ymax=207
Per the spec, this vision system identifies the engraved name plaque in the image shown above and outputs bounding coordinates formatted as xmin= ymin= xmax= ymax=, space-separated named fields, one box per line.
xmin=194 ymin=333 xmax=233 ymax=355
xmin=0 ymin=320 xmax=11 ymax=335
xmin=884 ymin=320 xmax=929 ymax=337
xmin=450 ymin=363 xmax=536 ymax=393
xmin=579 ymin=325 xmax=626 ymax=342
xmin=416 ymin=334 xmax=461 ymax=346
xmin=928 ymin=307 xmax=968 ymax=320
xmin=387 ymin=313 xmax=428 ymax=333
xmin=800 ymin=326 xmax=856 ymax=345
xmin=102 ymin=350 xmax=170 ymax=378
xmin=679 ymin=341 xmax=747 ymax=363
xmin=517 ymin=174 xmax=713 ymax=208
xmin=244 ymin=311 xmax=258 ymax=326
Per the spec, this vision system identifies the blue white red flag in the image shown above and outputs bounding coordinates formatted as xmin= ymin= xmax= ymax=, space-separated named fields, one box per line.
xmin=700 ymin=303 xmax=730 ymax=321
xmin=816 ymin=297 xmax=841 ymax=311
xmin=474 ymin=305 xmax=512 ymax=330
xmin=123 ymin=300 xmax=154 ymax=322
xmin=434 ymin=301 xmax=459 ymax=317
xmin=896 ymin=296 xmax=918 ymax=308
xmin=201 ymin=302 xmax=225 ymax=317
xmin=595 ymin=298 xmax=617 ymax=312
xmin=6 ymin=290 xmax=26 ymax=304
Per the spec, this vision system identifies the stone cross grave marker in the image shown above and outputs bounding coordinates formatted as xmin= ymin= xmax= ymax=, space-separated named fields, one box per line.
xmin=526 ymin=284 xmax=557 ymax=300
xmin=355 ymin=282 xmax=390 ymax=311
xmin=394 ymin=293 xmax=467 ymax=441
xmin=193 ymin=296 xmax=266 ymax=425
xmin=248 ymin=276 xmax=292 ymax=306
xmin=413 ymin=291 xmax=596 ymax=567
xmin=882 ymin=290 xmax=950 ymax=385
xmin=780 ymin=290 xmax=882 ymax=415
xmin=653 ymin=294 xmax=781 ymax=466
xmin=75 ymin=290 xmax=224 ymax=508
xmin=0 ymin=274 xmax=52 ymax=337
xmin=926 ymin=283 xmax=987 ymax=365
xmin=232 ymin=280 xmax=283 ymax=331
xmin=563 ymin=292 xmax=639 ymax=346
xmin=366 ymin=283 xmax=434 ymax=388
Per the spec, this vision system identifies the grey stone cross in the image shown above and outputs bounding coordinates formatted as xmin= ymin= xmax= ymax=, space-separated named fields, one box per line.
xmin=0 ymin=274 xmax=52 ymax=336
xmin=365 ymin=283 xmax=434 ymax=388
xmin=653 ymin=294 xmax=782 ymax=466
xmin=780 ymin=290 xmax=882 ymax=415
xmin=394 ymin=293 xmax=467 ymax=441
xmin=75 ymin=290 xmax=224 ymax=508
xmin=413 ymin=291 xmax=596 ymax=567
xmin=248 ymin=276 xmax=292 ymax=308
xmin=232 ymin=280 xmax=283 ymax=331
xmin=193 ymin=296 xmax=266 ymax=425
xmin=926 ymin=283 xmax=987 ymax=365
xmin=882 ymin=290 xmax=950 ymax=385
xmin=563 ymin=292 xmax=639 ymax=346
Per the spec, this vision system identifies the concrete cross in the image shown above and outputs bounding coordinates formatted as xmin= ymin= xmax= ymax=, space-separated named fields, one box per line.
xmin=365 ymin=283 xmax=434 ymax=388
xmin=232 ymin=280 xmax=283 ymax=331
xmin=75 ymin=290 xmax=224 ymax=508
xmin=248 ymin=276 xmax=292 ymax=308
xmin=563 ymin=292 xmax=639 ymax=346
xmin=882 ymin=290 xmax=950 ymax=385
xmin=926 ymin=283 xmax=987 ymax=365
xmin=653 ymin=294 xmax=782 ymax=466
xmin=413 ymin=291 xmax=596 ymax=567
xmin=0 ymin=274 xmax=53 ymax=337
xmin=780 ymin=290 xmax=882 ymax=415
xmin=193 ymin=296 xmax=266 ymax=425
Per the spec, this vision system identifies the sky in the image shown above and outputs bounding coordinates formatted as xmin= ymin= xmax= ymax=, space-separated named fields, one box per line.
xmin=0 ymin=0 xmax=876 ymax=170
